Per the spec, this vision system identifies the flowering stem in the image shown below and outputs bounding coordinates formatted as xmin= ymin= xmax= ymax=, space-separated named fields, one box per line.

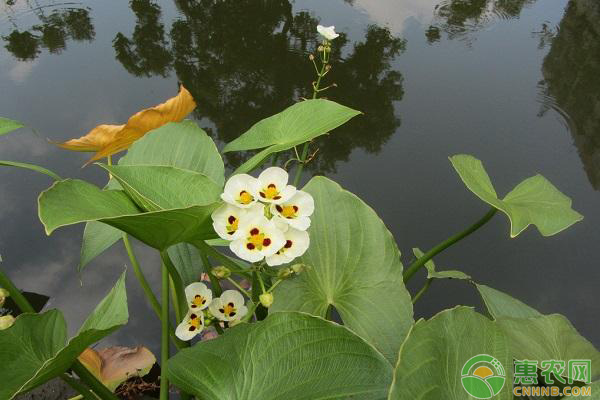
xmin=411 ymin=278 xmax=433 ymax=304
xmin=226 ymin=277 xmax=251 ymax=298
xmin=403 ymin=207 xmax=498 ymax=283
xmin=293 ymin=44 xmax=328 ymax=187
xmin=0 ymin=268 xmax=35 ymax=313
xmin=0 ymin=268 xmax=118 ymax=400
xmin=267 ymin=278 xmax=283 ymax=293
xmin=160 ymin=262 xmax=170 ymax=400
xmin=159 ymin=251 xmax=187 ymax=319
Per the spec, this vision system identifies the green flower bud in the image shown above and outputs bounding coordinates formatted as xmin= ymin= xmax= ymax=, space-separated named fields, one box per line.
xmin=309 ymin=54 xmax=315 ymax=61
xmin=291 ymin=263 xmax=308 ymax=274
xmin=277 ymin=268 xmax=293 ymax=280
xmin=317 ymin=45 xmax=324 ymax=52
xmin=259 ymin=292 xmax=274 ymax=308
xmin=211 ymin=266 xmax=231 ymax=279
xmin=0 ymin=315 xmax=15 ymax=330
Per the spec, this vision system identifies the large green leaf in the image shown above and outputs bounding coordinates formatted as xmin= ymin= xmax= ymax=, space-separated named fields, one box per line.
xmin=412 ymin=248 xmax=471 ymax=280
xmin=223 ymin=100 xmax=361 ymax=174
xmin=98 ymin=164 xmax=221 ymax=211
xmin=39 ymin=179 xmax=219 ymax=250
xmin=167 ymin=243 xmax=204 ymax=286
xmin=0 ymin=272 xmax=128 ymax=399
xmin=80 ymin=120 xmax=224 ymax=270
xmin=449 ymin=154 xmax=583 ymax=237
xmin=476 ymin=284 xmax=541 ymax=319
xmin=389 ymin=307 xmax=512 ymax=400
xmin=271 ymin=177 xmax=413 ymax=364
xmin=166 ymin=312 xmax=392 ymax=400
xmin=476 ymin=285 xmax=600 ymax=382
xmin=0 ymin=117 xmax=24 ymax=136
xmin=119 ymin=120 xmax=225 ymax=186
xmin=497 ymin=315 xmax=600 ymax=382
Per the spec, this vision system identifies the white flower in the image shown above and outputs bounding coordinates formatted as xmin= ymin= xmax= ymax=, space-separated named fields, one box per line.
xmin=270 ymin=190 xmax=314 ymax=231
xmin=256 ymin=167 xmax=296 ymax=204
xmin=221 ymin=174 xmax=260 ymax=208
xmin=211 ymin=203 xmax=263 ymax=240
xmin=230 ymin=214 xmax=286 ymax=263
xmin=209 ymin=290 xmax=248 ymax=322
xmin=266 ymin=227 xmax=310 ymax=266
xmin=175 ymin=310 xmax=205 ymax=341
xmin=317 ymin=25 xmax=339 ymax=40
xmin=185 ymin=282 xmax=212 ymax=311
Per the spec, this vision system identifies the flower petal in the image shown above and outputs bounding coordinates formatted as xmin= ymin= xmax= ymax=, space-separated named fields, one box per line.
xmin=222 ymin=174 xmax=259 ymax=208
xmin=220 ymin=290 xmax=245 ymax=306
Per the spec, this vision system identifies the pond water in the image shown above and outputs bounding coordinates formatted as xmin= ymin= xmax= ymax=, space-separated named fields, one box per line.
xmin=1 ymin=0 xmax=599 ymax=361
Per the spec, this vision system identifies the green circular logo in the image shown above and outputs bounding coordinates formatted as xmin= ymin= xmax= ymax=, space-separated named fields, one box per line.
xmin=461 ymin=354 xmax=506 ymax=399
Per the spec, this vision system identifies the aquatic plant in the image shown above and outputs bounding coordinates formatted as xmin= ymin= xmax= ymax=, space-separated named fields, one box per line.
xmin=0 ymin=24 xmax=597 ymax=400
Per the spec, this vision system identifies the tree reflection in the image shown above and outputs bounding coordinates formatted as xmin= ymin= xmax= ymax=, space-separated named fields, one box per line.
xmin=113 ymin=0 xmax=406 ymax=172
xmin=539 ymin=0 xmax=600 ymax=190
xmin=426 ymin=0 xmax=536 ymax=44
xmin=2 ymin=7 xmax=95 ymax=60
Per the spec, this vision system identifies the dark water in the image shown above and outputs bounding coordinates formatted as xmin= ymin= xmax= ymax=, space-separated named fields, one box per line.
xmin=1 ymin=0 xmax=599 ymax=360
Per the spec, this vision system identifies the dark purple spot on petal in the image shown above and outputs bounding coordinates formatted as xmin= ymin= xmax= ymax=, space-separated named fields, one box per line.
xmin=247 ymin=243 xmax=255 ymax=250
xmin=273 ymin=196 xmax=281 ymax=200
xmin=250 ymin=228 xmax=259 ymax=236
xmin=259 ymin=192 xmax=266 ymax=198
xmin=263 ymin=238 xmax=271 ymax=246
xmin=228 ymin=215 xmax=236 ymax=224
xmin=219 ymin=308 xmax=224 ymax=313
xmin=293 ymin=205 xmax=298 ymax=212
xmin=229 ymin=312 xmax=236 ymax=317
xmin=276 ymin=205 xmax=283 ymax=212
xmin=285 ymin=240 xmax=293 ymax=249
xmin=268 ymin=183 xmax=276 ymax=188
xmin=189 ymin=326 xmax=196 ymax=331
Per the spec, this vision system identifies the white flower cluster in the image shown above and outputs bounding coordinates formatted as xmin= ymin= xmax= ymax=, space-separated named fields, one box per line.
xmin=211 ymin=167 xmax=314 ymax=266
xmin=176 ymin=283 xmax=248 ymax=341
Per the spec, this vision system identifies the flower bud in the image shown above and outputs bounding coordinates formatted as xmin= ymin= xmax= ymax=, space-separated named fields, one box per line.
xmin=211 ymin=266 xmax=231 ymax=280
xmin=277 ymin=268 xmax=293 ymax=280
xmin=325 ymin=64 xmax=331 ymax=71
xmin=291 ymin=263 xmax=307 ymax=274
xmin=259 ymin=292 xmax=274 ymax=308
xmin=0 ymin=288 xmax=9 ymax=307
xmin=0 ymin=315 xmax=15 ymax=330
xmin=317 ymin=45 xmax=324 ymax=52
xmin=309 ymin=54 xmax=315 ymax=61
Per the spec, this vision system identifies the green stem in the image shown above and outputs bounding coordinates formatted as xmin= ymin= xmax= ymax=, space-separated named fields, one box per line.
xmin=159 ymin=251 xmax=187 ymax=319
xmin=267 ymin=278 xmax=283 ymax=293
xmin=226 ymin=277 xmax=251 ymax=298
xmin=199 ymin=249 xmax=222 ymax=296
xmin=412 ymin=279 xmax=433 ymax=304
xmin=122 ymin=234 xmax=161 ymax=317
xmin=123 ymin=235 xmax=185 ymax=349
xmin=170 ymin=277 xmax=182 ymax=324
xmin=0 ymin=269 xmax=117 ymax=400
xmin=72 ymin=361 xmax=119 ymax=400
xmin=61 ymin=374 xmax=95 ymax=400
xmin=241 ymin=301 xmax=259 ymax=323
xmin=0 ymin=268 xmax=35 ymax=313
xmin=293 ymin=56 xmax=327 ymax=187
xmin=403 ymin=207 xmax=498 ymax=283
xmin=160 ymin=262 xmax=170 ymax=400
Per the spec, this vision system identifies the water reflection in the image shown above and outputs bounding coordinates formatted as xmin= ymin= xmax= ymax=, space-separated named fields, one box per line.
xmin=426 ymin=0 xmax=536 ymax=44
xmin=112 ymin=0 xmax=405 ymax=173
xmin=2 ymin=3 xmax=94 ymax=60
xmin=539 ymin=0 xmax=600 ymax=190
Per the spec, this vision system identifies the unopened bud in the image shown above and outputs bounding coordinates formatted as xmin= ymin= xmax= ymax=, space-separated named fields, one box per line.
xmin=291 ymin=264 xmax=307 ymax=274
xmin=317 ymin=45 xmax=324 ymax=52
xmin=277 ymin=268 xmax=293 ymax=280
xmin=259 ymin=292 xmax=274 ymax=308
xmin=325 ymin=64 xmax=331 ymax=71
xmin=309 ymin=54 xmax=315 ymax=60
xmin=0 ymin=315 xmax=15 ymax=330
xmin=211 ymin=266 xmax=231 ymax=279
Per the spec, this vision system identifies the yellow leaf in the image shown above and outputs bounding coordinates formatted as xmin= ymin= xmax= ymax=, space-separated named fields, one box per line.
xmin=55 ymin=85 xmax=196 ymax=163
xmin=78 ymin=346 xmax=157 ymax=392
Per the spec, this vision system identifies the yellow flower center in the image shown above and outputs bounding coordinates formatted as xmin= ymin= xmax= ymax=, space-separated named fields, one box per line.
xmin=260 ymin=184 xmax=282 ymax=200
xmin=219 ymin=302 xmax=238 ymax=318
xmin=191 ymin=294 xmax=206 ymax=309
xmin=246 ymin=228 xmax=272 ymax=251
xmin=187 ymin=313 xmax=202 ymax=332
xmin=276 ymin=204 xmax=298 ymax=219
xmin=226 ymin=215 xmax=239 ymax=235
xmin=238 ymin=190 xmax=253 ymax=205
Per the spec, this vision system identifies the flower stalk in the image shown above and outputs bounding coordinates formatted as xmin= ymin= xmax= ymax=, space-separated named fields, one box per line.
xmin=160 ymin=261 xmax=170 ymax=400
